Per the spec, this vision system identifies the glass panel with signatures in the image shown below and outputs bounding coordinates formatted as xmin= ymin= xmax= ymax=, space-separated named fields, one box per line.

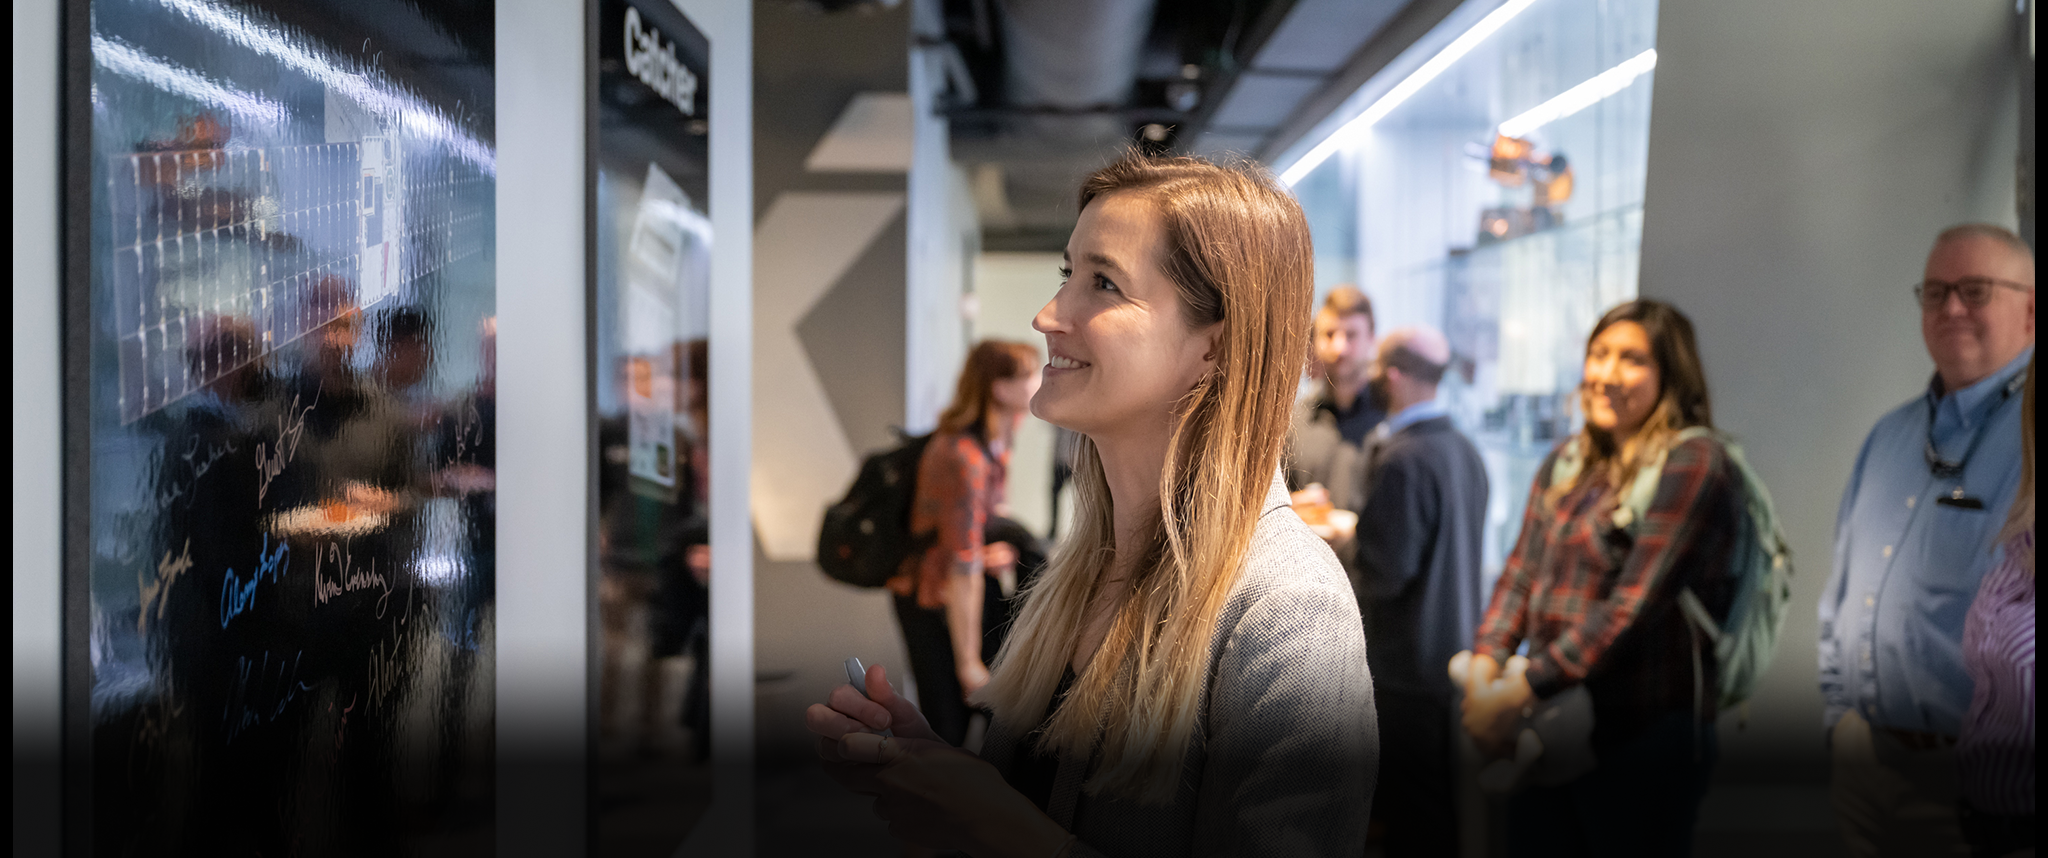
xmin=76 ymin=0 xmax=496 ymax=853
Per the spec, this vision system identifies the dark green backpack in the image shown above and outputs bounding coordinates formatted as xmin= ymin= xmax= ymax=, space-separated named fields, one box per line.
xmin=1550 ymin=427 xmax=1794 ymax=714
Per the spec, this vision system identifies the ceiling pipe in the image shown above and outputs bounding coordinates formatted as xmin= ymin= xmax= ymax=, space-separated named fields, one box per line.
xmin=997 ymin=0 xmax=1157 ymax=109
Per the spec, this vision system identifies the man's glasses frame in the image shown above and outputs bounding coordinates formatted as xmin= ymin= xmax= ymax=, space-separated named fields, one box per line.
xmin=1911 ymin=277 xmax=2034 ymax=309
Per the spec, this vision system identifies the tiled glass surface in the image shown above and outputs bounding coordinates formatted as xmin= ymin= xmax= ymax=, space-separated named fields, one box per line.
xmin=109 ymin=140 xmax=491 ymax=423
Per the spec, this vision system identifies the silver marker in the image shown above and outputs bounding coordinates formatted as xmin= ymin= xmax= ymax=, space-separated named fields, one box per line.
xmin=843 ymin=657 xmax=893 ymax=738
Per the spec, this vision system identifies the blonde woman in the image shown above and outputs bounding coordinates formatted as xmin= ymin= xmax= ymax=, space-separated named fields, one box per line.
xmin=807 ymin=153 xmax=1377 ymax=857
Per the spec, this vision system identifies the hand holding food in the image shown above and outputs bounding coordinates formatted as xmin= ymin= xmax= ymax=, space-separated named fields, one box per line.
xmin=1290 ymin=483 xmax=1356 ymax=545
xmin=1289 ymin=483 xmax=1334 ymax=525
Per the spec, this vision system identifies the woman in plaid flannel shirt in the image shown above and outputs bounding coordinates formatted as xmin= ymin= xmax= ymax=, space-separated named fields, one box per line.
xmin=1461 ymin=299 xmax=1747 ymax=857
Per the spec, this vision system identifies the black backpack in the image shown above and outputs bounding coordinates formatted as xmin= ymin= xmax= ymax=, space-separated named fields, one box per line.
xmin=817 ymin=431 xmax=935 ymax=588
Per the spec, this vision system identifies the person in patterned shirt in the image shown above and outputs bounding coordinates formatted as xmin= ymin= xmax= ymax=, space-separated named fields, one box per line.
xmin=1460 ymin=299 xmax=1747 ymax=856
xmin=885 ymin=339 xmax=1042 ymax=746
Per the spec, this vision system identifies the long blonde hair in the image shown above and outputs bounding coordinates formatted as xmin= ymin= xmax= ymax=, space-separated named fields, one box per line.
xmin=972 ymin=153 xmax=1312 ymax=803
xmin=2000 ymin=352 xmax=2034 ymax=573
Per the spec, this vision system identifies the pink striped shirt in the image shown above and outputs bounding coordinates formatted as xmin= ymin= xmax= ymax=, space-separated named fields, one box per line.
xmin=1956 ymin=527 xmax=2035 ymax=815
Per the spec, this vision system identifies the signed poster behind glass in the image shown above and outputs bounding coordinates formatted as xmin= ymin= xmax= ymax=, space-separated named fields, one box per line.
xmin=591 ymin=0 xmax=714 ymax=852
xmin=72 ymin=0 xmax=496 ymax=854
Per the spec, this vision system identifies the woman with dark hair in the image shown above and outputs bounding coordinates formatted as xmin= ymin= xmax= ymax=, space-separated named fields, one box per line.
xmin=808 ymin=152 xmax=1376 ymax=857
xmin=886 ymin=338 xmax=1043 ymax=746
xmin=1460 ymin=298 xmax=1747 ymax=856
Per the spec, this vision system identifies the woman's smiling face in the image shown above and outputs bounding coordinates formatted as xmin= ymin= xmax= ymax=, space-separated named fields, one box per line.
xmin=1581 ymin=319 xmax=1661 ymax=438
xmin=1030 ymin=192 xmax=1217 ymax=440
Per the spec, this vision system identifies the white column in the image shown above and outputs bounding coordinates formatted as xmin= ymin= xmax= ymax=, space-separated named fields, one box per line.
xmin=496 ymin=0 xmax=588 ymax=853
xmin=905 ymin=0 xmax=970 ymax=434
xmin=13 ymin=0 xmax=63 ymax=854
xmin=672 ymin=0 xmax=756 ymax=853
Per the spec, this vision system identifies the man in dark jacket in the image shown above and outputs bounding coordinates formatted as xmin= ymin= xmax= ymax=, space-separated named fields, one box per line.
xmin=1353 ymin=325 xmax=1489 ymax=857
xmin=1285 ymin=286 xmax=1385 ymax=582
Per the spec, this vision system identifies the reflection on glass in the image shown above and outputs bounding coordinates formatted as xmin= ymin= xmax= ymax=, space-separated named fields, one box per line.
xmin=1295 ymin=0 xmax=1659 ymax=590
xmin=592 ymin=0 xmax=714 ymax=853
xmin=79 ymin=0 xmax=495 ymax=854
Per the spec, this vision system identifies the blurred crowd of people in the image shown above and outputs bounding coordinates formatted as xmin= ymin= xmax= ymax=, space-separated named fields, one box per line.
xmin=1280 ymin=223 xmax=2033 ymax=858
xmin=812 ymin=149 xmax=2031 ymax=858
xmin=133 ymin=277 xmax=500 ymax=854
xmin=876 ymin=222 xmax=2033 ymax=857
xmin=596 ymin=339 xmax=714 ymax=762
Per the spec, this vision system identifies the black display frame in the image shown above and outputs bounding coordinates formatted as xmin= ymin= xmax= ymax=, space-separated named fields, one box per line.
xmin=60 ymin=0 xmax=98 ymax=852
xmin=585 ymin=0 xmax=716 ymax=852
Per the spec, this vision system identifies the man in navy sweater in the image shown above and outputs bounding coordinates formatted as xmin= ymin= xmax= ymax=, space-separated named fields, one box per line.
xmin=1353 ymin=325 xmax=1489 ymax=857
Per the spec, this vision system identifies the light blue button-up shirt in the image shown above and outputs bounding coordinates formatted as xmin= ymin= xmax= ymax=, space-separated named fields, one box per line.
xmin=1819 ymin=346 xmax=2031 ymax=736
xmin=1374 ymin=398 xmax=1448 ymax=440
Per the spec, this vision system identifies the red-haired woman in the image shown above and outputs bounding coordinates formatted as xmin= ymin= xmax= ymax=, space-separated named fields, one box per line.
xmin=887 ymin=339 xmax=1042 ymax=746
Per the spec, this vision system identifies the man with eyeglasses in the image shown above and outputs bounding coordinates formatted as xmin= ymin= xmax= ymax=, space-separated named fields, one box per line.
xmin=1820 ymin=223 xmax=2035 ymax=858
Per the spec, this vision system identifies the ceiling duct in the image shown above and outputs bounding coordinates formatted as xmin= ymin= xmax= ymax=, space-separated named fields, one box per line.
xmin=997 ymin=0 xmax=1157 ymax=109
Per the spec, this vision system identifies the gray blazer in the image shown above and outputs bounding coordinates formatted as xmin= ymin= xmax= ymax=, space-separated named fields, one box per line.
xmin=980 ymin=473 xmax=1379 ymax=857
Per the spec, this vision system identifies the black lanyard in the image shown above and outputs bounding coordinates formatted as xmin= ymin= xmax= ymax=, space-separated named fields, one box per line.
xmin=1923 ymin=370 xmax=2025 ymax=479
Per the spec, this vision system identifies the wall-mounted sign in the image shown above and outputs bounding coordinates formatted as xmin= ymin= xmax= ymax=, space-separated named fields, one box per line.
xmin=623 ymin=7 xmax=700 ymax=118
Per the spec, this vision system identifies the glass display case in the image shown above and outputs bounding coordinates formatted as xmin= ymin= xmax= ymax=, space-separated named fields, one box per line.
xmin=1291 ymin=0 xmax=1660 ymax=588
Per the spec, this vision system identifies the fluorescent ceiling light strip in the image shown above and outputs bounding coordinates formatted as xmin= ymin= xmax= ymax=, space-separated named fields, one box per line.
xmin=156 ymin=0 xmax=495 ymax=174
xmin=1280 ymin=0 xmax=1541 ymax=186
xmin=94 ymin=34 xmax=289 ymax=129
xmin=1496 ymin=49 xmax=1657 ymax=139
